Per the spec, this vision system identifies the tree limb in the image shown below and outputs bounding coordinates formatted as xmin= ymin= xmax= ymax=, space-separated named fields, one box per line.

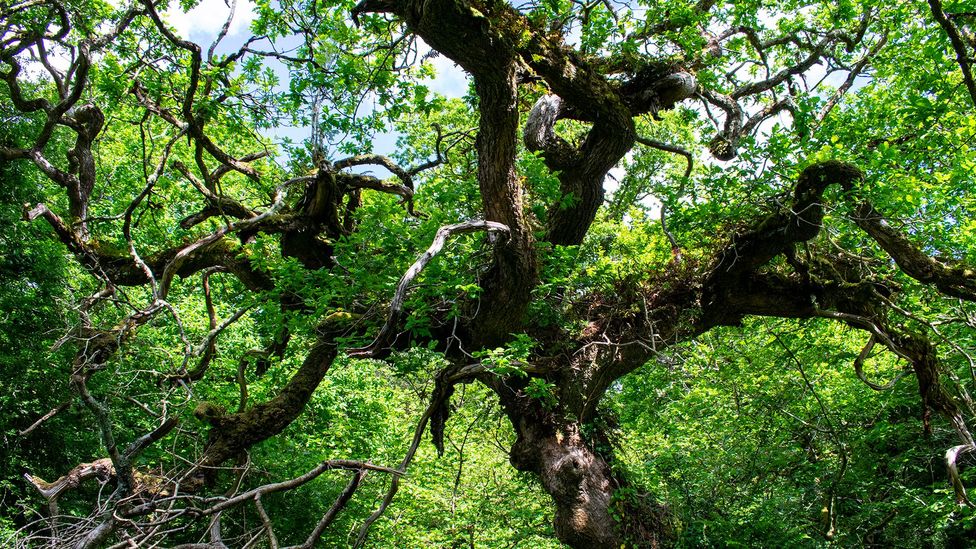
xmin=348 ymin=220 xmax=510 ymax=358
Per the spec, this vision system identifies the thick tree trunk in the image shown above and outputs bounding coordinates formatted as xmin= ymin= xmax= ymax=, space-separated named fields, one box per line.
xmin=470 ymin=68 xmax=538 ymax=344
xmin=514 ymin=426 xmax=615 ymax=546
xmin=361 ymin=0 xmax=538 ymax=344
xmin=500 ymin=394 xmax=672 ymax=548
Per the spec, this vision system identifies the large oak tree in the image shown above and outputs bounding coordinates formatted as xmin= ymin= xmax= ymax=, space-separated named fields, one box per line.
xmin=3 ymin=0 xmax=976 ymax=546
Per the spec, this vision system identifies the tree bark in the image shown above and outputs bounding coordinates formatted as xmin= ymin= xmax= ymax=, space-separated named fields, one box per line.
xmin=501 ymin=394 xmax=672 ymax=548
xmin=199 ymin=340 xmax=338 ymax=471
xmin=470 ymin=67 xmax=538 ymax=344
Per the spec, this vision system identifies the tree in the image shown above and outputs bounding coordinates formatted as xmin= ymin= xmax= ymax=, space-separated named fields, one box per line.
xmin=2 ymin=0 xmax=976 ymax=546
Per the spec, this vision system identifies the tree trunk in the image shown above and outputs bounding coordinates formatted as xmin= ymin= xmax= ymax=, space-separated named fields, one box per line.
xmin=502 ymin=397 xmax=672 ymax=548
xmin=469 ymin=67 xmax=538 ymax=344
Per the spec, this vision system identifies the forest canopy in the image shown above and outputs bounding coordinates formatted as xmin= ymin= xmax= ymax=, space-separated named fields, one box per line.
xmin=3 ymin=0 xmax=976 ymax=546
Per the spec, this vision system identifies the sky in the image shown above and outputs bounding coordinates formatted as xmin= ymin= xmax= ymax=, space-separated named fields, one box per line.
xmin=159 ymin=0 xmax=469 ymax=177
xmin=164 ymin=0 xmax=258 ymax=39
xmin=161 ymin=1 xmax=468 ymax=97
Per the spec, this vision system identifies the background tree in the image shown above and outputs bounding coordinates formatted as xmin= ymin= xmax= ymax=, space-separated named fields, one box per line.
xmin=2 ymin=0 xmax=976 ymax=547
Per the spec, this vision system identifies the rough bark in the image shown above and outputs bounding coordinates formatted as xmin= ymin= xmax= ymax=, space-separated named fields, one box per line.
xmin=498 ymin=391 xmax=672 ymax=548
xmin=362 ymin=0 xmax=540 ymax=343
xmin=199 ymin=337 xmax=339 ymax=471
xmin=471 ymin=66 xmax=538 ymax=343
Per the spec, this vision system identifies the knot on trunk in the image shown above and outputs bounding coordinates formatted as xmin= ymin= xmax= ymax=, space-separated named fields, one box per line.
xmin=547 ymin=448 xmax=589 ymax=503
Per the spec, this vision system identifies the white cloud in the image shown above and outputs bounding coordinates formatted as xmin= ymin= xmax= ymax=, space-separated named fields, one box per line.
xmin=428 ymin=54 xmax=469 ymax=99
xmin=164 ymin=0 xmax=257 ymax=41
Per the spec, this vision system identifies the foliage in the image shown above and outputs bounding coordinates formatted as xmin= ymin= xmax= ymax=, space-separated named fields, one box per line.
xmin=2 ymin=0 xmax=976 ymax=547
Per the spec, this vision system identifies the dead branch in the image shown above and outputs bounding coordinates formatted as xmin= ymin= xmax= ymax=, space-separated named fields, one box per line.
xmin=199 ymin=460 xmax=399 ymax=516
xmin=18 ymin=401 xmax=71 ymax=437
xmin=24 ymin=459 xmax=114 ymax=502
xmin=291 ymin=469 xmax=367 ymax=549
xmin=348 ymin=220 xmax=510 ymax=358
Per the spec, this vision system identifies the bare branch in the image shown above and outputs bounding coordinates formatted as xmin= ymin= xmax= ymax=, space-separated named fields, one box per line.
xmin=348 ymin=220 xmax=510 ymax=358
xmin=741 ymin=96 xmax=796 ymax=136
xmin=816 ymin=33 xmax=888 ymax=126
xmin=24 ymin=459 xmax=114 ymax=502
xmin=254 ymin=494 xmax=279 ymax=549
xmin=199 ymin=461 xmax=399 ymax=515
xmin=929 ymin=0 xmax=976 ymax=107
xmin=353 ymin=377 xmax=451 ymax=548
xmin=848 ymin=198 xmax=976 ymax=302
xmin=207 ymin=0 xmax=237 ymax=63
xmin=635 ymin=136 xmax=693 ymax=179
xmin=292 ymin=470 xmax=367 ymax=549
xmin=852 ymin=335 xmax=909 ymax=391
xmin=337 ymin=173 xmax=418 ymax=215
xmin=123 ymin=417 xmax=180 ymax=460
xmin=18 ymin=400 xmax=71 ymax=437
xmin=946 ymin=444 xmax=975 ymax=506
xmin=335 ymin=154 xmax=414 ymax=188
